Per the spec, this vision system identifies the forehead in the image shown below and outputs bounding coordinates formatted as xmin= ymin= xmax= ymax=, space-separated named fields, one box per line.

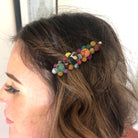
xmin=7 ymin=41 xmax=25 ymax=75
xmin=7 ymin=41 xmax=43 ymax=87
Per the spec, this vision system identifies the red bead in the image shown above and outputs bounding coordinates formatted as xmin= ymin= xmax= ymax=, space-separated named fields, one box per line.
xmin=94 ymin=45 xmax=99 ymax=51
xmin=77 ymin=60 xmax=82 ymax=65
xmin=63 ymin=57 xmax=67 ymax=61
xmin=87 ymin=54 xmax=92 ymax=60
xmin=53 ymin=64 xmax=57 ymax=68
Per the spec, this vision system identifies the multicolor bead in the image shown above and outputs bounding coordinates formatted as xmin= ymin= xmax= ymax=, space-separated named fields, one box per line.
xmin=51 ymin=40 xmax=102 ymax=76
xmin=68 ymin=52 xmax=78 ymax=65
xmin=74 ymin=64 xmax=79 ymax=69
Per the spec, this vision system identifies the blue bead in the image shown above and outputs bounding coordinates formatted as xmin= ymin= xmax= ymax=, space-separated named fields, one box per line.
xmin=81 ymin=45 xmax=86 ymax=49
xmin=73 ymin=64 xmax=79 ymax=69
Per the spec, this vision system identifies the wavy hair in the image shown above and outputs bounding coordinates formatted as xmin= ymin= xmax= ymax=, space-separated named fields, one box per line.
xmin=13 ymin=13 xmax=138 ymax=138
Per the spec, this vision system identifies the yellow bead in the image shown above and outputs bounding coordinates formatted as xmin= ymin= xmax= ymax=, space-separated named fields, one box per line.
xmin=65 ymin=52 xmax=71 ymax=57
xmin=90 ymin=48 xmax=95 ymax=54
xmin=57 ymin=72 xmax=63 ymax=76
xmin=90 ymin=41 xmax=96 ymax=46
xmin=68 ymin=65 xmax=73 ymax=70
xmin=98 ymin=41 xmax=102 ymax=45
xmin=81 ymin=57 xmax=87 ymax=62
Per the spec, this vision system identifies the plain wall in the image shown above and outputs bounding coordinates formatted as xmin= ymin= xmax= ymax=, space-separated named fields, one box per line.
xmin=0 ymin=1 xmax=16 ymax=138
xmin=0 ymin=0 xmax=138 ymax=138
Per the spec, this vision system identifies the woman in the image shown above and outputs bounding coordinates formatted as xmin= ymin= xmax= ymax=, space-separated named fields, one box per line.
xmin=0 ymin=12 xmax=138 ymax=138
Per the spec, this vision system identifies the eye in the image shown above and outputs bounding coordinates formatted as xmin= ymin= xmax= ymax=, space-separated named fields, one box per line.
xmin=4 ymin=84 xmax=20 ymax=94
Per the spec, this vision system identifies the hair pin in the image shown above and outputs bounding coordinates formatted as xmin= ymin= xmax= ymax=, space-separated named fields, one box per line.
xmin=52 ymin=41 xmax=102 ymax=76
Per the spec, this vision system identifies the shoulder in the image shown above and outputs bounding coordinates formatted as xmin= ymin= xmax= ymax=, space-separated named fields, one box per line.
xmin=122 ymin=127 xmax=138 ymax=138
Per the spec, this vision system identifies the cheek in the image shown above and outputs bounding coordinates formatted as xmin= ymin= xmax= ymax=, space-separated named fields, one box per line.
xmin=10 ymin=104 xmax=52 ymax=138
xmin=12 ymin=91 xmax=53 ymax=125
xmin=13 ymin=97 xmax=52 ymax=127
xmin=28 ymin=84 xmax=54 ymax=108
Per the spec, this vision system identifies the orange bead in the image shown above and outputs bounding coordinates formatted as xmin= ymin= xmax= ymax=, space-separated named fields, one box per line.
xmin=68 ymin=65 xmax=73 ymax=70
xmin=80 ymin=48 xmax=90 ymax=57
xmin=81 ymin=57 xmax=87 ymax=62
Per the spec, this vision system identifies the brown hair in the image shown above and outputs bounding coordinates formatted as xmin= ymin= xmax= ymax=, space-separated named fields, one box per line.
xmin=13 ymin=13 xmax=138 ymax=138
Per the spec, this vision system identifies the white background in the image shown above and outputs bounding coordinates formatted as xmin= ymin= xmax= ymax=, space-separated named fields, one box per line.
xmin=0 ymin=0 xmax=16 ymax=137
xmin=0 ymin=0 xmax=138 ymax=137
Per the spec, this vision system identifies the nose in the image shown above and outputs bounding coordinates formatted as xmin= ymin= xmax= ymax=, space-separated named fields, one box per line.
xmin=0 ymin=85 xmax=9 ymax=108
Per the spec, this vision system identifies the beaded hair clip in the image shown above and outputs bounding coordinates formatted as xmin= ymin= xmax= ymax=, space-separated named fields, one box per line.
xmin=52 ymin=41 xmax=102 ymax=76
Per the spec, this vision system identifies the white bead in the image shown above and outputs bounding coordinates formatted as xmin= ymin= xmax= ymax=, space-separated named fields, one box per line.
xmin=77 ymin=54 xmax=82 ymax=59
xmin=52 ymin=68 xmax=57 ymax=74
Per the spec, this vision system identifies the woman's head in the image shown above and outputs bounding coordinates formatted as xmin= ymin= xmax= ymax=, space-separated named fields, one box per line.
xmin=0 ymin=40 xmax=55 ymax=138
xmin=0 ymin=12 xmax=137 ymax=138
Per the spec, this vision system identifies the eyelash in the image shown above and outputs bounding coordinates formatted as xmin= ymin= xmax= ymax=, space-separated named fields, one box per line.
xmin=4 ymin=84 xmax=20 ymax=94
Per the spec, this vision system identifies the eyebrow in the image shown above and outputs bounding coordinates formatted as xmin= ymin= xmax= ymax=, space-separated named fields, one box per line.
xmin=5 ymin=72 xmax=23 ymax=85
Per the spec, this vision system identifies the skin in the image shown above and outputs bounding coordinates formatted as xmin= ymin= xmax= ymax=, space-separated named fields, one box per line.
xmin=0 ymin=40 xmax=55 ymax=138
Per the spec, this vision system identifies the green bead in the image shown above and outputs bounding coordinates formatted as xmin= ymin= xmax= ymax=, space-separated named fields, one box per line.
xmin=56 ymin=63 xmax=65 ymax=72
xmin=86 ymin=44 xmax=91 ymax=49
